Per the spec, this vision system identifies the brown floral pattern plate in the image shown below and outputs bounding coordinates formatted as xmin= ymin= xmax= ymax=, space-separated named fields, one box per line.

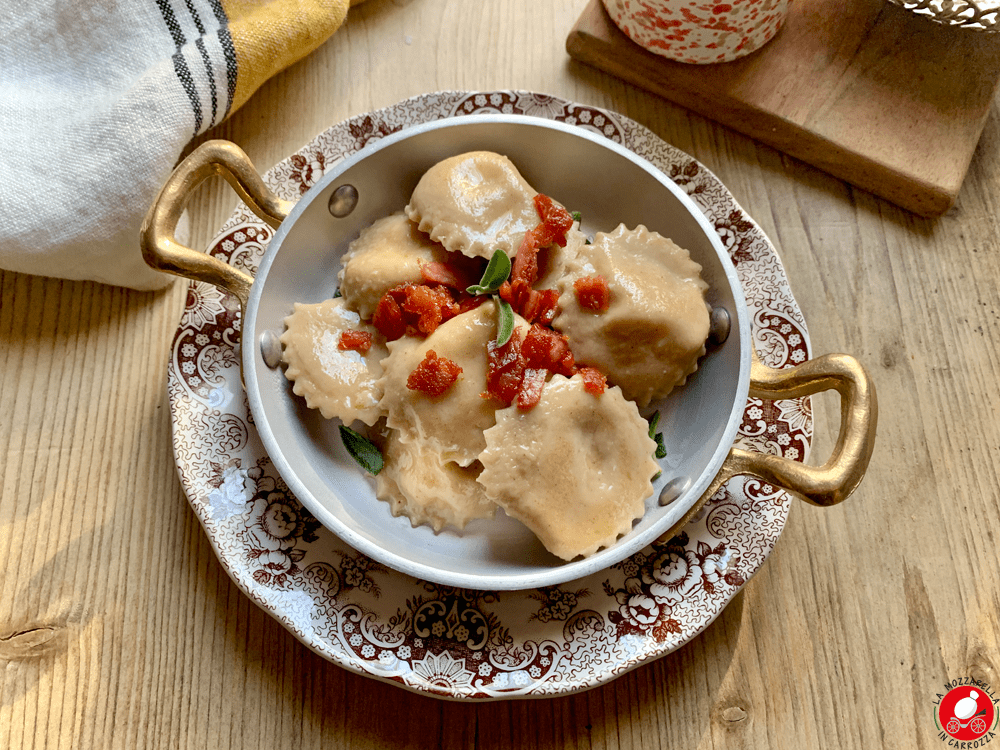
xmin=168 ymin=91 xmax=811 ymax=700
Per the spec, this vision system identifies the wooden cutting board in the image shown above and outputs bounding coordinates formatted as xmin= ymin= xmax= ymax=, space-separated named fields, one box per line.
xmin=567 ymin=0 xmax=1000 ymax=217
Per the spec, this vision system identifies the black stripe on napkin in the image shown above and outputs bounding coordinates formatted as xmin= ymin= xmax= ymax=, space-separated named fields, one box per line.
xmin=155 ymin=0 xmax=203 ymax=135
xmin=183 ymin=1 xmax=218 ymax=127
xmin=206 ymin=0 xmax=238 ymax=119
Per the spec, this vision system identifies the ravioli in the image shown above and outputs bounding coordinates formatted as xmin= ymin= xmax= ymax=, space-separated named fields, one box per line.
xmin=552 ymin=224 xmax=710 ymax=407
xmin=280 ymin=297 xmax=388 ymax=426
xmin=477 ymin=374 xmax=660 ymax=561
xmin=406 ymin=151 xmax=540 ymax=260
xmin=377 ymin=302 xmax=503 ymax=466
xmin=339 ymin=212 xmax=458 ymax=319
xmin=375 ymin=430 xmax=496 ymax=533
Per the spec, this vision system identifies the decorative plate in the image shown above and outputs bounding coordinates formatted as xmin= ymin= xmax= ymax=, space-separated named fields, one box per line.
xmin=168 ymin=91 xmax=811 ymax=700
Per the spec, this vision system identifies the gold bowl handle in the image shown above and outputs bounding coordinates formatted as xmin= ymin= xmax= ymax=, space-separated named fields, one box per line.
xmin=706 ymin=351 xmax=878 ymax=507
xmin=139 ymin=140 xmax=295 ymax=315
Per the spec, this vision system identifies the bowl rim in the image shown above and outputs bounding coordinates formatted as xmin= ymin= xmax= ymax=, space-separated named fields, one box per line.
xmin=242 ymin=114 xmax=752 ymax=589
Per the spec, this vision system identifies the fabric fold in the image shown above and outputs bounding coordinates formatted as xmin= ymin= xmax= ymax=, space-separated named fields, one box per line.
xmin=0 ymin=0 xmax=350 ymax=290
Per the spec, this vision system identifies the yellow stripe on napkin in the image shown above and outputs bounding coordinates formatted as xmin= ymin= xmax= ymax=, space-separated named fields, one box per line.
xmin=221 ymin=0 xmax=350 ymax=114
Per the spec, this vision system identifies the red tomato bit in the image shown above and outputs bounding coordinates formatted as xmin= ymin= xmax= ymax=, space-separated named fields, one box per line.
xmin=485 ymin=333 xmax=525 ymax=405
xmin=574 ymin=275 xmax=611 ymax=312
xmin=407 ymin=350 xmax=463 ymax=397
xmin=579 ymin=366 xmax=607 ymax=395
xmin=338 ymin=329 xmax=373 ymax=354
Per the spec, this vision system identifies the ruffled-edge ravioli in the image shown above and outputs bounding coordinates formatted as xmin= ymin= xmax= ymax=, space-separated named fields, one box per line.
xmin=553 ymin=224 xmax=710 ymax=407
xmin=280 ymin=298 xmax=388 ymax=426
xmin=338 ymin=212 xmax=476 ymax=320
xmin=375 ymin=430 xmax=496 ymax=532
xmin=477 ymin=374 xmax=660 ymax=561
xmin=405 ymin=151 xmax=539 ymax=260
xmin=377 ymin=301 xmax=501 ymax=467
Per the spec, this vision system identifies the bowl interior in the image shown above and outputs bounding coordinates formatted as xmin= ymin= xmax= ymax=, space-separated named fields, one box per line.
xmin=244 ymin=116 xmax=750 ymax=589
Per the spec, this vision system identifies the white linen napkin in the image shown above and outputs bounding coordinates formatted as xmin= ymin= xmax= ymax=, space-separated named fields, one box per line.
xmin=0 ymin=0 xmax=349 ymax=290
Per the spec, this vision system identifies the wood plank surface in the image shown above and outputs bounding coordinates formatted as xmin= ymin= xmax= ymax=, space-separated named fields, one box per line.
xmin=2 ymin=0 xmax=999 ymax=748
xmin=566 ymin=0 xmax=1000 ymax=217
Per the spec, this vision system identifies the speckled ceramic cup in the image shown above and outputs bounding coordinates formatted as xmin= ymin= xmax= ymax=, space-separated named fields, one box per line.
xmin=602 ymin=0 xmax=790 ymax=64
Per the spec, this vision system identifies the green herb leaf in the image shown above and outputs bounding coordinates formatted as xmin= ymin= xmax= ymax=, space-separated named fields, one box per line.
xmin=496 ymin=298 xmax=514 ymax=346
xmin=648 ymin=411 xmax=667 ymax=459
xmin=571 ymin=211 xmax=582 ymax=223
xmin=466 ymin=249 xmax=511 ymax=296
xmin=339 ymin=425 xmax=383 ymax=475
xmin=333 ymin=286 xmax=342 ymax=298
xmin=654 ymin=433 xmax=667 ymax=460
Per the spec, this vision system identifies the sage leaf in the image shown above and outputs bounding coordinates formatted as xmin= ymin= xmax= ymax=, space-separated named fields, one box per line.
xmin=496 ymin=298 xmax=515 ymax=346
xmin=339 ymin=425 xmax=383 ymax=475
xmin=654 ymin=433 xmax=667 ymax=460
xmin=647 ymin=410 xmax=661 ymax=439
xmin=648 ymin=411 xmax=667 ymax=459
xmin=466 ymin=249 xmax=511 ymax=296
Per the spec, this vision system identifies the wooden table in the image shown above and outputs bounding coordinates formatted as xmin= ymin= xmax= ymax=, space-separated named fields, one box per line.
xmin=2 ymin=1 xmax=998 ymax=747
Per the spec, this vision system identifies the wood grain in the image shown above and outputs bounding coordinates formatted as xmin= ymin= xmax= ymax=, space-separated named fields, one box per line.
xmin=566 ymin=0 xmax=1000 ymax=217
xmin=2 ymin=0 xmax=999 ymax=747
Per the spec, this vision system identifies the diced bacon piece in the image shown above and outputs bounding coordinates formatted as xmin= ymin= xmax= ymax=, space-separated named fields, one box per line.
xmin=372 ymin=290 xmax=407 ymax=341
xmin=497 ymin=280 xmax=514 ymax=304
xmin=511 ymin=230 xmax=542 ymax=286
xmin=557 ymin=349 xmax=577 ymax=378
xmin=533 ymin=194 xmax=574 ymax=248
xmin=457 ymin=293 xmax=488 ymax=314
xmin=338 ymin=329 xmax=373 ymax=354
xmin=521 ymin=288 xmax=560 ymax=325
xmin=522 ymin=325 xmax=570 ymax=370
xmin=403 ymin=284 xmax=444 ymax=335
xmin=420 ymin=261 xmax=461 ymax=288
xmin=536 ymin=289 xmax=560 ymax=326
xmin=401 ymin=284 xmax=460 ymax=336
xmin=485 ymin=333 xmax=525 ymax=405
xmin=406 ymin=350 xmax=463 ymax=397
xmin=574 ymin=275 xmax=610 ymax=312
xmin=508 ymin=279 xmax=532 ymax=310
xmin=579 ymin=366 xmax=607 ymax=395
xmin=517 ymin=367 xmax=547 ymax=410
